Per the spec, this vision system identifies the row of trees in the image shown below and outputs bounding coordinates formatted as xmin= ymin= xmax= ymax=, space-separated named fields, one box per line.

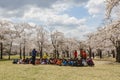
xmin=0 ymin=18 xmax=120 ymax=62
xmin=105 ymin=0 xmax=120 ymax=62
xmin=85 ymin=0 xmax=120 ymax=62
xmin=0 ymin=0 xmax=120 ymax=62
xmin=0 ymin=20 xmax=82 ymax=60
xmin=85 ymin=20 xmax=120 ymax=62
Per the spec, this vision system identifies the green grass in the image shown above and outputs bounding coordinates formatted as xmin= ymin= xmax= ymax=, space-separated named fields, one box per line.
xmin=2 ymin=55 xmax=31 ymax=60
xmin=0 ymin=60 xmax=120 ymax=80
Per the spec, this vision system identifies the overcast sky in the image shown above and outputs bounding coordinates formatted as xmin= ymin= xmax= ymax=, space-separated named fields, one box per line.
xmin=0 ymin=0 xmax=105 ymax=40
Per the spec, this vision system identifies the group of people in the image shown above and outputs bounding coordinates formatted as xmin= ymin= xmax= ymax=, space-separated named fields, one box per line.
xmin=13 ymin=57 xmax=94 ymax=67
xmin=13 ymin=48 xmax=94 ymax=66
xmin=49 ymin=58 xmax=94 ymax=66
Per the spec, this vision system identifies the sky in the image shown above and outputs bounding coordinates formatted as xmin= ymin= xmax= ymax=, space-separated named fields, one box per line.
xmin=0 ymin=0 xmax=105 ymax=40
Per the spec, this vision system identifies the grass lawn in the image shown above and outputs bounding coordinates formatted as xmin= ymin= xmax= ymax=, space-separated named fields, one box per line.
xmin=0 ymin=60 xmax=120 ymax=80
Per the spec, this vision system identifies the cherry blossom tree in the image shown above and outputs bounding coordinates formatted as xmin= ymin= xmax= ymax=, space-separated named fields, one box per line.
xmin=5 ymin=26 xmax=16 ymax=60
xmin=51 ymin=31 xmax=65 ymax=58
xmin=106 ymin=0 xmax=120 ymax=62
xmin=0 ymin=20 xmax=13 ymax=59
xmin=35 ymin=26 xmax=48 ymax=58
xmin=106 ymin=0 xmax=120 ymax=19
xmin=14 ymin=22 xmax=33 ymax=59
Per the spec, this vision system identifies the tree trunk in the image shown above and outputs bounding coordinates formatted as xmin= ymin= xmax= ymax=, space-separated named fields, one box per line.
xmin=54 ymin=49 xmax=57 ymax=58
xmin=99 ymin=50 xmax=102 ymax=59
xmin=89 ymin=47 xmax=92 ymax=58
xmin=112 ymin=50 xmax=115 ymax=58
xmin=116 ymin=41 xmax=120 ymax=62
xmin=0 ymin=42 xmax=3 ymax=59
xmin=56 ymin=50 xmax=59 ymax=58
xmin=19 ymin=43 xmax=22 ymax=59
xmin=66 ymin=50 xmax=69 ymax=58
xmin=97 ymin=49 xmax=102 ymax=59
xmin=116 ymin=47 xmax=120 ymax=62
xmin=23 ymin=45 xmax=25 ymax=59
xmin=8 ymin=41 xmax=12 ymax=60
xmin=40 ymin=46 xmax=43 ymax=58
xmin=54 ymin=50 xmax=56 ymax=58
xmin=92 ymin=52 xmax=95 ymax=59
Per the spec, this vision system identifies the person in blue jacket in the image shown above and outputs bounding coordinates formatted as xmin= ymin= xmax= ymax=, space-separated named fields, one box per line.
xmin=32 ymin=48 xmax=37 ymax=65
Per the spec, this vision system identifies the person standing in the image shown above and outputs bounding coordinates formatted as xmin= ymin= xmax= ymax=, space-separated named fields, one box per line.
xmin=82 ymin=50 xmax=87 ymax=60
xmin=32 ymin=48 xmax=37 ymax=65
xmin=74 ymin=50 xmax=78 ymax=59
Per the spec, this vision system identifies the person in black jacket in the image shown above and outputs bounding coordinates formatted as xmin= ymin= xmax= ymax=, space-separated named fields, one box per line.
xmin=31 ymin=48 xmax=37 ymax=65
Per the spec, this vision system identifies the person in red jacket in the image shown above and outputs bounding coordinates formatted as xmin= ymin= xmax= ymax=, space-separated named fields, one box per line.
xmin=82 ymin=50 xmax=87 ymax=60
xmin=74 ymin=50 xmax=78 ymax=59
xmin=80 ymin=49 xmax=87 ymax=60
